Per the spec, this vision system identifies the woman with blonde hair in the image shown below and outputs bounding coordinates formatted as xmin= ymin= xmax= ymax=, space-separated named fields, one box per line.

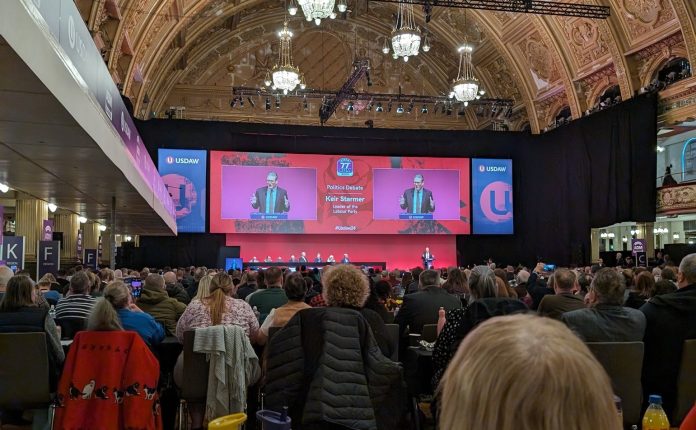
xmin=194 ymin=273 xmax=214 ymax=300
xmin=439 ymin=314 xmax=621 ymax=430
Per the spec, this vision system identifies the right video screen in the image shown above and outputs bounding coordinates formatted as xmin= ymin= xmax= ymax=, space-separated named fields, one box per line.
xmin=471 ymin=158 xmax=514 ymax=235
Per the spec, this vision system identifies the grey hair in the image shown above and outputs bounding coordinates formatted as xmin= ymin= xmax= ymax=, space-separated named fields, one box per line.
xmin=87 ymin=281 xmax=127 ymax=331
xmin=414 ymin=174 xmax=424 ymax=182
xmin=679 ymin=253 xmax=696 ymax=284
xmin=469 ymin=265 xmax=497 ymax=299
xmin=267 ymin=171 xmax=278 ymax=180
xmin=591 ymin=268 xmax=626 ymax=305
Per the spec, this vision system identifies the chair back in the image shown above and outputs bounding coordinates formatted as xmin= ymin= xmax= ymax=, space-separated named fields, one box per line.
xmin=385 ymin=324 xmax=399 ymax=361
xmin=421 ymin=324 xmax=437 ymax=343
xmin=674 ymin=339 xmax=696 ymax=425
xmin=181 ymin=330 xmax=209 ymax=402
xmin=586 ymin=341 xmax=644 ymax=426
xmin=55 ymin=317 xmax=87 ymax=340
xmin=0 ymin=332 xmax=51 ymax=409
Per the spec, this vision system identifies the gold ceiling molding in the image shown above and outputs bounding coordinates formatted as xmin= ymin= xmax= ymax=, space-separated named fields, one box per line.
xmin=79 ymin=0 xmax=696 ymax=132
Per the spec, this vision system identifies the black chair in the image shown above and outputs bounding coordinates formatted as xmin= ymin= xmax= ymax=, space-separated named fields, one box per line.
xmin=421 ymin=324 xmax=437 ymax=343
xmin=385 ymin=323 xmax=399 ymax=362
xmin=55 ymin=317 xmax=87 ymax=340
xmin=586 ymin=341 xmax=644 ymax=426
xmin=0 ymin=333 xmax=54 ymax=427
xmin=674 ymin=339 xmax=696 ymax=425
xmin=177 ymin=330 xmax=209 ymax=430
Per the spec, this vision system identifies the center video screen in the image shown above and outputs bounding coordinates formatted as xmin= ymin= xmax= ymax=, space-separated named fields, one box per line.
xmin=209 ymin=151 xmax=471 ymax=235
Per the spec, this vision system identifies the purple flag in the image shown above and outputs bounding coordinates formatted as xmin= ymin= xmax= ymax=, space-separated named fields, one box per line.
xmin=77 ymin=229 xmax=83 ymax=261
xmin=0 ymin=205 xmax=3 ymax=246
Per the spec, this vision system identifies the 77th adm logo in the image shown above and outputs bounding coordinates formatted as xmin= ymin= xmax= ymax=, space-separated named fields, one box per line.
xmin=337 ymin=157 xmax=354 ymax=177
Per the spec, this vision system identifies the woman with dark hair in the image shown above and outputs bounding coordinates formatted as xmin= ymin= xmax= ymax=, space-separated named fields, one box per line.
xmin=257 ymin=272 xmax=310 ymax=345
xmin=0 ymin=275 xmax=64 ymax=390
xmin=363 ymin=280 xmax=394 ymax=323
xmin=494 ymin=268 xmax=517 ymax=298
xmin=442 ymin=267 xmax=468 ymax=301
xmin=625 ymin=271 xmax=655 ymax=309
xmin=432 ymin=266 xmax=527 ymax=393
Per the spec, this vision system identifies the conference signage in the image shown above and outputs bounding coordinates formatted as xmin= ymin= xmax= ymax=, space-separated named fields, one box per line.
xmin=43 ymin=219 xmax=54 ymax=241
xmin=85 ymin=249 xmax=98 ymax=270
xmin=0 ymin=236 xmax=26 ymax=269
xmin=471 ymin=159 xmax=514 ymax=235
xmin=0 ymin=205 xmax=3 ymax=245
xmin=98 ymin=235 xmax=103 ymax=259
xmin=37 ymin=240 xmax=60 ymax=279
xmin=632 ymin=239 xmax=647 ymax=267
xmin=210 ymin=151 xmax=472 ymax=235
xmin=77 ymin=229 xmax=83 ymax=260
xmin=158 ymin=149 xmax=208 ymax=233
xmin=29 ymin=0 xmax=176 ymax=223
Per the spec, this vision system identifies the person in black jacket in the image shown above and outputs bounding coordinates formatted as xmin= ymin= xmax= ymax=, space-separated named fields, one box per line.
xmin=640 ymin=253 xmax=696 ymax=418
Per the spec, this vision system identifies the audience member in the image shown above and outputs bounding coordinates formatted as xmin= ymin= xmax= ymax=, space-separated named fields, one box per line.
xmin=0 ymin=265 xmax=14 ymax=301
xmin=442 ymin=267 xmax=468 ymax=301
xmin=364 ymin=280 xmax=394 ymax=324
xmin=257 ymin=272 xmax=309 ymax=345
xmin=537 ymin=268 xmax=584 ymax=319
xmin=528 ymin=263 xmax=554 ymax=309
xmin=248 ymin=267 xmax=288 ymax=324
xmin=54 ymin=272 xmax=96 ymax=320
xmin=432 ymin=265 xmax=527 ymax=392
xmin=163 ymin=271 xmax=190 ymax=304
xmin=439 ymin=314 xmax=622 ymax=430
xmin=176 ymin=272 xmax=258 ymax=342
xmin=562 ymin=268 xmax=645 ymax=341
xmin=395 ymin=269 xmax=461 ymax=338
xmin=494 ymin=268 xmax=517 ymax=298
xmin=136 ymin=273 xmax=186 ymax=336
xmin=235 ymin=271 xmax=258 ymax=300
xmin=625 ymin=270 xmax=654 ymax=308
xmin=641 ymin=252 xmax=696 ymax=418
xmin=194 ymin=273 xmax=214 ymax=301
xmin=98 ymin=281 xmax=164 ymax=346
xmin=653 ymin=279 xmax=677 ymax=296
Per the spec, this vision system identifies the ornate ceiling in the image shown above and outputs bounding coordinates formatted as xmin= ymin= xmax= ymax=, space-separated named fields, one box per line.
xmin=79 ymin=0 xmax=696 ymax=133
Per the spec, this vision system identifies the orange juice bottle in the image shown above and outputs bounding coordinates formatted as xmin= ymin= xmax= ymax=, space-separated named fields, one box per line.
xmin=642 ymin=395 xmax=670 ymax=430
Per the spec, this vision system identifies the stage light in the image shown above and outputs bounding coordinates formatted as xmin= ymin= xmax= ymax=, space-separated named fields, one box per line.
xmin=375 ymin=103 xmax=383 ymax=112
xmin=347 ymin=101 xmax=354 ymax=112
xmin=239 ymin=98 xmax=244 ymax=107
xmin=407 ymin=101 xmax=414 ymax=114
xmin=230 ymin=98 xmax=238 ymax=108
xmin=48 ymin=203 xmax=57 ymax=213
xmin=78 ymin=216 xmax=87 ymax=223
xmin=99 ymin=225 xmax=107 ymax=232
xmin=124 ymin=235 xmax=132 ymax=242
xmin=396 ymin=104 xmax=404 ymax=113
xmin=622 ymin=236 xmax=628 ymax=243
xmin=303 ymin=97 xmax=308 ymax=110
xmin=0 ymin=183 xmax=9 ymax=193
xmin=275 ymin=97 xmax=281 ymax=109
xmin=265 ymin=98 xmax=271 ymax=110
xmin=421 ymin=104 xmax=428 ymax=113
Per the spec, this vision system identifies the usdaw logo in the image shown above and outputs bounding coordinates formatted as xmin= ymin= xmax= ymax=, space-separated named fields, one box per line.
xmin=166 ymin=156 xmax=174 ymax=164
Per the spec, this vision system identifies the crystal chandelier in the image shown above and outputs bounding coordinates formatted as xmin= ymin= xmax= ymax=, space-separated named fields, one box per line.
xmin=451 ymin=43 xmax=479 ymax=103
xmin=271 ymin=22 xmax=301 ymax=95
xmin=390 ymin=0 xmax=421 ymax=62
xmin=295 ymin=0 xmax=337 ymax=25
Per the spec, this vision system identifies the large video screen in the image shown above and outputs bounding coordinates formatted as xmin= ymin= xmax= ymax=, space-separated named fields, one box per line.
xmin=209 ymin=151 xmax=471 ymax=235
xmin=158 ymin=149 xmax=207 ymax=233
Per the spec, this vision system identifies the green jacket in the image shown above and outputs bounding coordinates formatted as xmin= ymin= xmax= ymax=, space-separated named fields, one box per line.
xmin=137 ymin=286 xmax=186 ymax=336
xmin=248 ymin=287 xmax=288 ymax=324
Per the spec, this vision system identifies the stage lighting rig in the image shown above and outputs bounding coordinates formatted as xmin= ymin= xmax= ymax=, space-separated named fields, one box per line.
xmin=371 ymin=0 xmax=610 ymax=19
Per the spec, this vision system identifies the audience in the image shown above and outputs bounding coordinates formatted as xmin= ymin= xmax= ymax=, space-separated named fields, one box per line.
xmin=364 ymin=280 xmax=394 ymax=324
xmin=235 ymin=270 xmax=258 ymax=300
xmin=163 ymin=271 xmax=190 ymax=304
xmin=97 ymin=281 xmax=165 ymax=346
xmin=395 ymin=269 xmax=461 ymax=338
xmin=625 ymin=270 xmax=654 ymax=308
xmin=439 ymin=314 xmax=622 ymax=430
xmin=54 ymin=272 xmax=96 ymax=320
xmin=641 ymin=252 xmax=696 ymax=419
xmin=537 ymin=268 xmax=584 ymax=319
xmin=442 ymin=266 xmax=468 ymax=301
xmin=562 ymin=268 xmax=646 ymax=341
xmin=248 ymin=267 xmax=288 ymax=324
xmin=257 ymin=272 xmax=309 ymax=345
xmin=0 ymin=265 xmax=15 ymax=301
xmin=136 ymin=273 xmax=186 ymax=336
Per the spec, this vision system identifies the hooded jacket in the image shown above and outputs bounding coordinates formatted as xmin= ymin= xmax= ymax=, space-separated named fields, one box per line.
xmin=640 ymin=284 xmax=696 ymax=418
xmin=137 ymin=285 xmax=186 ymax=336
xmin=165 ymin=282 xmax=190 ymax=304
xmin=264 ymin=308 xmax=407 ymax=430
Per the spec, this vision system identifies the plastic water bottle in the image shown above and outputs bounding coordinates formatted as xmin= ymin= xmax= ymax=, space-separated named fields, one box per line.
xmin=49 ymin=305 xmax=56 ymax=319
xmin=642 ymin=394 xmax=670 ymax=430
xmin=437 ymin=307 xmax=446 ymax=336
xmin=253 ymin=306 xmax=261 ymax=320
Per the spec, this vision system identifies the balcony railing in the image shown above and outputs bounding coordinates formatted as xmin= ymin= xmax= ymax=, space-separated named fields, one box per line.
xmin=657 ymin=182 xmax=696 ymax=215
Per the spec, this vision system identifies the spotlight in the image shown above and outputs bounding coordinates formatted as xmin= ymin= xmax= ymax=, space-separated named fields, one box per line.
xmin=375 ymin=103 xmax=383 ymax=112
xmin=0 ymin=183 xmax=9 ymax=193
xmin=48 ymin=203 xmax=57 ymax=213
xmin=347 ymin=101 xmax=354 ymax=112
xmin=337 ymin=0 xmax=347 ymax=12
xmin=396 ymin=104 xmax=404 ymax=113
xmin=288 ymin=0 xmax=298 ymax=15
xmin=99 ymin=225 xmax=107 ymax=232
xmin=330 ymin=12 xmax=337 ymax=19
xmin=124 ymin=235 xmax=132 ymax=242
xmin=78 ymin=216 xmax=87 ymax=224
xmin=303 ymin=97 xmax=308 ymax=110
xmin=421 ymin=104 xmax=428 ymax=114
xmin=275 ymin=97 xmax=281 ymax=109
xmin=239 ymin=98 xmax=244 ymax=107
xmin=464 ymin=101 xmax=469 ymax=107
xmin=265 ymin=97 xmax=271 ymax=111
xmin=230 ymin=98 xmax=238 ymax=108
xmin=479 ymin=89 xmax=486 ymax=96
xmin=407 ymin=102 xmax=413 ymax=114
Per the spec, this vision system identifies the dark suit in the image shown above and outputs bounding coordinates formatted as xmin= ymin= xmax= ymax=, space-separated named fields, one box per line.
xmin=394 ymin=285 xmax=461 ymax=337
xmin=252 ymin=186 xmax=289 ymax=213
xmin=314 ymin=258 xmax=322 ymax=263
xmin=299 ymin=256 xmax=308 ymax=263
xmin=421 ymin=252 xmax=435 ymax=269
xmin=341 ymin=258 xmax=350 ymax=264
xmin=400 ymin=188 xmax=434 ymax=213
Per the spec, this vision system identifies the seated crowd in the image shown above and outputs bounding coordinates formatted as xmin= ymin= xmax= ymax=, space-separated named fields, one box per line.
xmin=0 ymin=254 xmax=695 ymax=429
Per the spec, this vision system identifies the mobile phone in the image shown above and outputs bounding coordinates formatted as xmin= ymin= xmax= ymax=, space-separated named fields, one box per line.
xmin=543 ymin=264 xmax=556 ymax=272
xmin=130 ymin=280 xmax=143 ymax=298
xmin=10 ymin=265 xmax=17 ymax=273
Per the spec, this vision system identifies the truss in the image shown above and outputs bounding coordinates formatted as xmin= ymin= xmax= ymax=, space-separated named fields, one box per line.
xmin=369 ymin=0 xmax=610 ymax=19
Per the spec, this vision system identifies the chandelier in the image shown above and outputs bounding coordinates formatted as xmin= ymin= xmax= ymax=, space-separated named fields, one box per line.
xmin=270 ymin=22 xmax=301 ymax=95
xmin=294 ymin=0 xmax=338 ymax=25
xmin=389 ymin=0 xmax=421 ymax=62
xmin=451 ymin=43 xmax=479 ymax=103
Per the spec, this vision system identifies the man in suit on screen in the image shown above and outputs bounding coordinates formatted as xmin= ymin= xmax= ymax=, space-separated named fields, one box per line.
xmin=400 ymin=174 xmax=435 ymax=214
xmin=250 ymin=171 xmax=290 ymax=214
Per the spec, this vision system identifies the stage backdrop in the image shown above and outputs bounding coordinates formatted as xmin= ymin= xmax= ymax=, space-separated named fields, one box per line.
xmin=135 ymin=93 xmax=657 ymax=267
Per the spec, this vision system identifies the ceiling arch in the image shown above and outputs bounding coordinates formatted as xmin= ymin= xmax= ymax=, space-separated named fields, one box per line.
xmin=79 ymin=0 xmax=696 ymax=132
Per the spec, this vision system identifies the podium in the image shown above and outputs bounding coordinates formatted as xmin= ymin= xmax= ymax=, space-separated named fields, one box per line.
xmin=423 ymin=256 xmax=434 ymax=269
